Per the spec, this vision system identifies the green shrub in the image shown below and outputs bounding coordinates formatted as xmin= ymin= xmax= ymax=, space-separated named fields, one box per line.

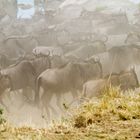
xmin=0 ymin=108 xmax=6 ymax=124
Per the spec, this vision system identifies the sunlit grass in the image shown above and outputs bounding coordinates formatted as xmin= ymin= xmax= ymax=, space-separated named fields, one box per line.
xmin=1 ymin=86 xmax=140 ymax=139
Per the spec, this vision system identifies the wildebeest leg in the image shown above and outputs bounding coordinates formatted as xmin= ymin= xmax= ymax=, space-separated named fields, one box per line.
xmin=34 ymin=77 xmax=42 ymax=105
xmin=42 ymin=91 xmax=57 ymax=120
xmin=16 ymin=88 xmax=30 ymax=108
xmin=48 ymin=104 xmax=58 ymax=117
xmin=41 ymin=93 xmax=52 ymax=121
xmin=55 ymin=93 xmax=63 ymax=110
xmin=42 ymin=105 xmax=51 ymax=122
xmin=46 ymin=94 xmax=57 ymax=115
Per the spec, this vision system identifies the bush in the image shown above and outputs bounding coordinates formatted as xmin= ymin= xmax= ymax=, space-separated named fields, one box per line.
xmin=0 ymin=108 xmax=6 ymax=124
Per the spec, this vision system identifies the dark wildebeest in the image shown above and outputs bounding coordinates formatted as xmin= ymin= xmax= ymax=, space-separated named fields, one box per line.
xmin=82 ymin=68 xmax=139 ymax=99
xmin=92 ymin=45 xmax=140 ymax=76
xmin=108 ymin=45 xmax=140 ymax=72
xmin=0 ymin=51 xmax=69 ymax=110
xmin=35 ymin=58 xmax=103 ymax=118
xmin=0 ymin=61 xmax=36 ymax=92
xmin=0 ymin=60 xmax=36 ymax=110
xmin=0 ymin=53 xmax=51 ymax=109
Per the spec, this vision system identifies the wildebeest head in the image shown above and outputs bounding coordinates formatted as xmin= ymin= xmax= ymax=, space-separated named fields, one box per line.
xmin=119 ymin=67 xmax=139 ymax=90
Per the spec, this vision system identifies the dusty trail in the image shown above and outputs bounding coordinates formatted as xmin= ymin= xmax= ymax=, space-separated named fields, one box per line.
xmin=0 ymin=90 xmax=78 ymax=128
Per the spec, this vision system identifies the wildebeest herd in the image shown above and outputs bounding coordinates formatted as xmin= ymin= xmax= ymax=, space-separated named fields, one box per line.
xmin=0 ymin=42 xmax=140 ymax=119
xmin=1 ymin=4 xmax=140 ymax=120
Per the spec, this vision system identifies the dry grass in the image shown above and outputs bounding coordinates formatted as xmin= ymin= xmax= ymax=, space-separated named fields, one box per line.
xmin=0 ymin=86 xmax=140 ymax=139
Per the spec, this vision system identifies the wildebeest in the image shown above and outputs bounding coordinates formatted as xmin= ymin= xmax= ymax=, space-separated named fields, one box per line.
xmin=65 ymin=40 xmax=107 ymax=59
xmin=0 ymin=53 xmax=25 ymax=69
xmin=92 ymin=45 xmax=140 ymax=76
xmin=30 ymin=52 xmax=68 ymax=76
xmin=82 ymin=68 xmax=139 ymax=99
xmin=0 ymin=60 xmax=36 ymax=110
xmin=125 ymin=32 xmax=140 ymax=45
xmin=2 ymin=35 xmax=38 ymax=58
xmin=108 ymin=45 xmax=140 ymax=72
xmin=0 ymin=51 xmax=69 ymax=110
xmin=32 ymin=46 xmax=63 ymax=57
xmin=0 ymin=53 xmax=51 ymax=108
xmin=35 ymin=58 xmax=102 ymax=118
xmin=0 ymin=61 xmax=36 ymax=93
